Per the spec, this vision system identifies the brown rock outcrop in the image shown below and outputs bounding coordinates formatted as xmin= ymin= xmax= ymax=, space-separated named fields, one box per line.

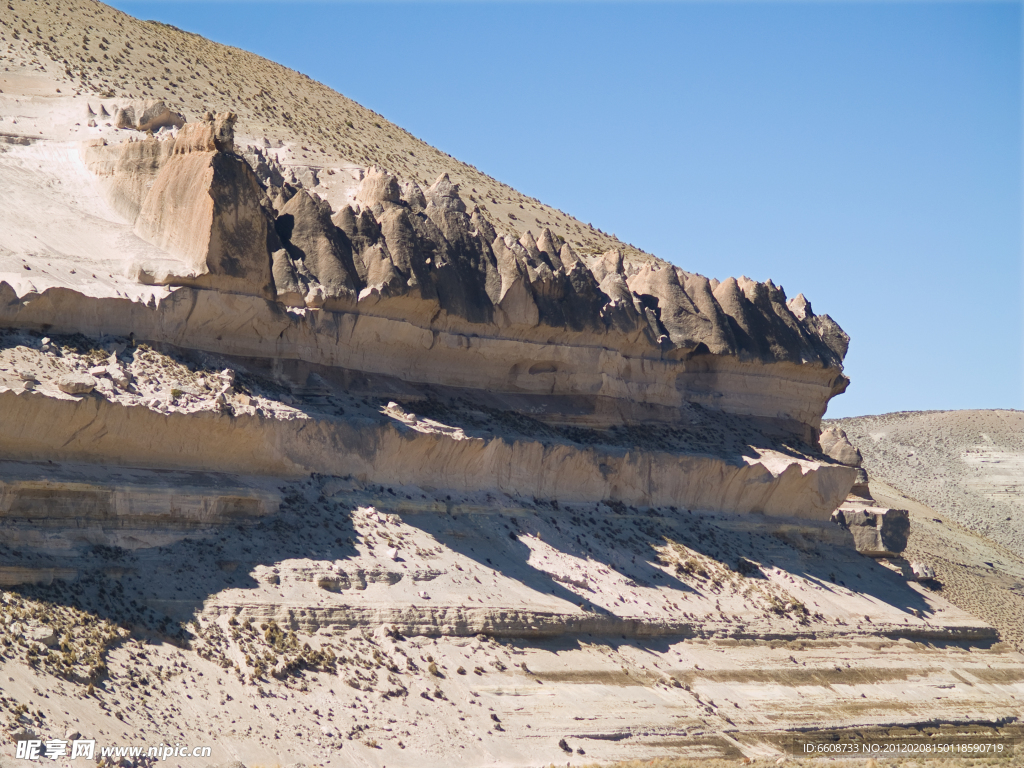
xmin=275 ymin=190 xmax=360 ymax=308
xmin=820 ymin=427 xmax=863 ymax=467
xmin=831 ymin=505 xmax=910 ymax=557
xmin=81 ymin=132 xmax=851 ymax=430
xmin=84 ymin=112 xmax=275 ymax=297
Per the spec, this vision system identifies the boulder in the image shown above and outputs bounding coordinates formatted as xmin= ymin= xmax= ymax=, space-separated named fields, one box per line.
xmin=86 ymin=112 xmax=275 ymax=298
xmin=171 ymin=111 xmax=236 ymax=154
xmin=788 ymin=293 xmax=850 ymax=363
xmin=24 ymin=624 xmax=57 ymax=647
xmin=56 ymin=373 xmax=98 ymax=395
xmin=331 ymin=205 xmax=358 ymax=238
xmin=677 ymin=270 xmax=739 ymax=355
xmin=491 ymin=235 xmax=539 ymax=328
xmin=593 ymin=249 xmax=642 ymax=333
xmin=909 ymin=561 xmax=936 ymax=581
xmin=399 ymin=180 xmax=427 ymax=211
xmin=535 ymin=228 xmax=564 ymax=270
xmin=627 ymin=263 xmax=718 ymax=352
xmin=134 ymin=133 xmax=274 ymax=296
xmin=519 ymin=230 xmax=543 ymax=262
xmin=849 ymin=467 xmax=872 ymax=500
xmin=271 ymin=249 xmax=305 ymax=307
xmin=820 ymin=427 xmax=863 ymax=467
xmin=832 ymin=506 xmax=909 ymax=557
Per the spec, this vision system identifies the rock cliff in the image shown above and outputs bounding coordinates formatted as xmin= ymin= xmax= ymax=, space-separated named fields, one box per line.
xmin=61 ymin=114 xmax=852 ymax=446
xmin=0 ymin=6 xmax=1019 ymax=765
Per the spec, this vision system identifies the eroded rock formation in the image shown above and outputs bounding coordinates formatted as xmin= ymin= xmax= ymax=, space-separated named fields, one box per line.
xmin=3 ymin=89 xmax=868 ymax=594
xmin=84 ymin=112 xmax=274 ymax=297
xmin=70 ymin=117 xmax=853 ymax=446
xmin=112 ymin=98 xmax=185 ymax=133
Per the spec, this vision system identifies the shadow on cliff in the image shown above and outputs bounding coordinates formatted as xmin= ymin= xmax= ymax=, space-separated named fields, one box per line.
xmin=396 ymin=499 xmax=702 ymax=619
xmin=13 ymin=477 xmax=936 ymax=651
xmin=361 ymin=491 xmax=938 ymax=637
xmin=12 ymin=480 xmax=362 ymax=641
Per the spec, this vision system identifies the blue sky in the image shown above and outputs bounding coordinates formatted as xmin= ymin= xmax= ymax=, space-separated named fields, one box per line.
xmin=106 ymin=1 xmax=1022 ymax=418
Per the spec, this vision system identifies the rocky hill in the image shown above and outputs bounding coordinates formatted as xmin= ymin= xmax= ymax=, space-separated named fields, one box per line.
xmin=0 ymin=2 xmax=1021 ymax=766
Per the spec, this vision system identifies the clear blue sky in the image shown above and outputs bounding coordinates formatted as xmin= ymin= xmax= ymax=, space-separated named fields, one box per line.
xmin=107 ymin=1 xmax=1022 ymax=418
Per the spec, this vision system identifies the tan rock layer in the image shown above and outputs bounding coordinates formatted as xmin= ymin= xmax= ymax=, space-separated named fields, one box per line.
xmin=0 ymin=390 xmax=856 ymax=518
xmin=0 ymin=284 xmax=847 ymax=435
xmin=193 ymin=603 xmax=997 ymax=643
xmin=0 ymin=478 xmax=276 ymax=528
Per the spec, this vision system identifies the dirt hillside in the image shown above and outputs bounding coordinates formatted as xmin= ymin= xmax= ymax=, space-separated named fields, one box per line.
xmin=826 ymin=410 xmax=1024 ymax=559
xmin=1 ymin=0 xmax=655 ymax=265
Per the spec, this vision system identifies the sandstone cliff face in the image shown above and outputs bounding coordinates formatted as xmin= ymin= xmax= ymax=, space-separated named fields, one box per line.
xmin=84 ymin=113 xmax=274 ymax=297
xmin=0 ymin=389 xmax=855 ymax=519
xmin=76 ymin=115 xmax=849 ymax=439
xmin=0 ymin=283 xmax=848 ymax=439
xmin=17 ymin=145 xmax=832 ymax=448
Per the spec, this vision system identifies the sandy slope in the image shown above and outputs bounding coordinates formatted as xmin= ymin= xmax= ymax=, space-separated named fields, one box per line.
xmin=0 ymin=0 xmax=657 ymax=267
xmin=0 ymin=467 xmax=1020 ymax=768
xmin=870 ymin=479 xmax=1024 ymax=653
xmin=826 ymin=411 xmax=1024 ymax=559
xmin=825 ymin=410 xmax=1024 ymax=652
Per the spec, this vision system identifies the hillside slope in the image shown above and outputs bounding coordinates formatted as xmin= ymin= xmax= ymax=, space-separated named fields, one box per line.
xmin=867 ymin=478 xmax=1024 ymax=653
xmin=1 ymin=0 xmax=654 ymax=264
xmin=826 ymin=410 xmax=1024 ymax=559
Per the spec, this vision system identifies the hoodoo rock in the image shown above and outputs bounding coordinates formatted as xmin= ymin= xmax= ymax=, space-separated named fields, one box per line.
xmin=276 ymin=190 xmax=361 ymax=308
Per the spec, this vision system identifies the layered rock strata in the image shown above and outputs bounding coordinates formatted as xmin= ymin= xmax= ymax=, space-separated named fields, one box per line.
xmin=0 ymin=15 xmax=1020 ymax=766
xmin=70 ymin=116 xmax=850 ymax=440
xmin=0 ymin=335 xmax=854 ymax=519
xmin=0 ymin=282 xmax=846 ymax=435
